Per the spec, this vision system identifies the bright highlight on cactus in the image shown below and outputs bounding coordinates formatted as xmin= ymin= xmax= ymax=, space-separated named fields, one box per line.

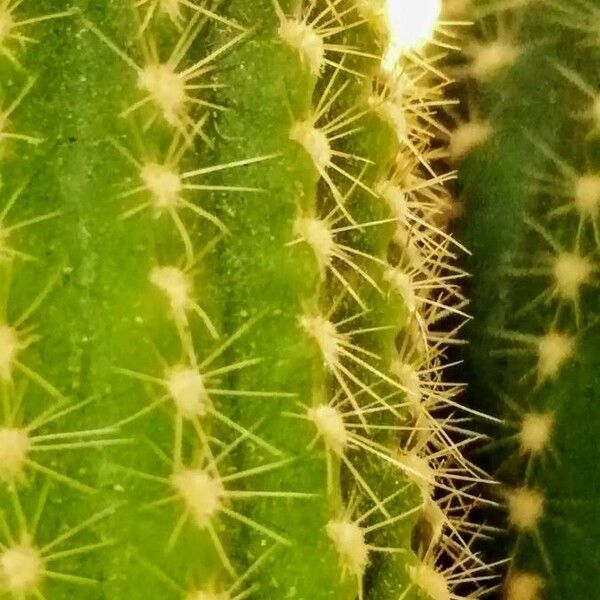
xmin=381 ymin=0 xmax=442 ymax=71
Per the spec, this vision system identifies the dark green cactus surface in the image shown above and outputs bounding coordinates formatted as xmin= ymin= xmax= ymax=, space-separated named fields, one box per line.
xmin=453 ymin=0 xmax=600 ymax=598
xmin=0 ymin=1 xmax=495 ymax=600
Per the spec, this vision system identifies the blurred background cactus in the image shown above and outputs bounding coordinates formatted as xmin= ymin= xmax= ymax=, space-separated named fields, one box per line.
xmin=0 ymin=1 xmax=498 ymax=599
xmin=452 ymin=0 xmax=600 ymax=598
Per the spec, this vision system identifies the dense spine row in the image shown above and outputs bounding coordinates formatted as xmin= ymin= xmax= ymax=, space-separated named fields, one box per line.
xmin=453 ymin=0 xmax=600 ymax=598
xmin=270 ymin=1 xmax=497 ymax=598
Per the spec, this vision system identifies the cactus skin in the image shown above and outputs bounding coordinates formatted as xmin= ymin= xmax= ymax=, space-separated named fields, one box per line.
xmin=0 ymin=1 xmax=492 ymax=599
xmin=454 ymin=0 xmax=600 ymax=598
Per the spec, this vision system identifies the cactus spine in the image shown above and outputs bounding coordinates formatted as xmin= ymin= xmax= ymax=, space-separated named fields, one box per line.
xmin=453 ymin=0 xmax=600 ymax=598
xmin=0 ymin=1 xmax=493 ymax=599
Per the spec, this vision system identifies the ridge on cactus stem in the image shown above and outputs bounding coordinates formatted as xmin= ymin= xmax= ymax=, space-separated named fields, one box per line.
xmin=0 ymin=1 xmax=499 ymax=600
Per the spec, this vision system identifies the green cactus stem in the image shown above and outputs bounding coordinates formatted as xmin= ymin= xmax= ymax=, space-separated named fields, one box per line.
xmin=0 ymin=2 xmax=492 ymax=599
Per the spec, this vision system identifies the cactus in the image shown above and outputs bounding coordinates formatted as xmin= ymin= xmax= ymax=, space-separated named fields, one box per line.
xmin=453 ymin=0 xmax=600 ymax=598
xmin=0 ymin=1 xmax=498 ymax=599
